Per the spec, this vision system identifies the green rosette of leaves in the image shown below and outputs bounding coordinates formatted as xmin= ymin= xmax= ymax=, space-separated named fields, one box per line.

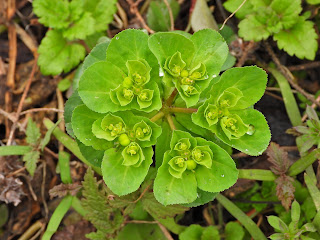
xmin=224 ymin=0 xmax=318 ymax=60
xmin=148 ymin=29 xmax=228 ymax=107
xmin=192 ymin=66 xmax=271 ymax=156
xmin=154 ymin=130 xmax=238 ymax=205
xmin=78 ymin=29 xmax=162 ymax=113
xmin=71 ymin=106 xmax=162 ymax=195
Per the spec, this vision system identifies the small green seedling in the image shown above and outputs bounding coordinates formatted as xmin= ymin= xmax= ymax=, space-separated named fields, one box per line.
xmin=268 ymin=200 xmax=317 ymax=240
xmin=293 ymin=106 xmax=320 ymax=155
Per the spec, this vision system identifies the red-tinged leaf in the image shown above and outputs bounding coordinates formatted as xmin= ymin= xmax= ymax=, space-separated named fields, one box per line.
xmin=266 ymin=142 xmax=290 ymax=175
xmin=275 ymin=175 xmax=295 ymax=211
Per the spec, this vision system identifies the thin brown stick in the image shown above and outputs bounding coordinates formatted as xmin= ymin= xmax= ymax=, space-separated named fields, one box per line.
xmin=7 ymin=57 xmax=38 ymax=145
xmin=266 ymin=87 xmax=298 ymax=94
xmin=41 ymin=162 xmax=49 ymax=220
xmin=265 ymin=91 xmax=283 ymax=102
xmin=131 ymin=183 xmax=152 ymax=203
xmin=44 ymin=147 xmax=59 ymax=159
xmin=20 ymin=108 xmax=64 ymax=116
xmin=6 ymin=166 xmax=26 ymax=178
xmin=117 ymin=2 xmax=128 ymax=29
xmin=163 ymin=0 xmax=174 ymax=31
xmin=5 ymin=23 xmax=17 ymax=138
xmin=126 ymin=0 xmax=155 ymax=34
xmin=14 ymin=22 xmax=38 ymax=57
xmin=236 ymin=40 xmax=255 ymax=67
xmin=264 ymin=42 xmax=320 ymax=109
xmin=157 ymin=222 xmax=174 ymax=240
xmin=0 ymin=108 xmax=16 ymax=122
xmin=301 ymin=95 xmax=320 ymax=122
xmin=220 ymin=0 xmax=247 ymax=30
xmin=287 ymin=61 xmax=320 ymax=71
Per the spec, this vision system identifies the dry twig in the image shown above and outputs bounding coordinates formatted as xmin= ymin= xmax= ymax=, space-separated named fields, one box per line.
xmin=126 ymin=0 xmax=155 ymax=33
xmin=264 ymin=41 xmax=320 ymax=109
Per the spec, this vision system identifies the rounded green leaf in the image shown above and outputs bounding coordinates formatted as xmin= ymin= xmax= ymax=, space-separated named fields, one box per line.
xmin=216 ymin=109 xmax=271 ymax=156
xmin=106 ymin=29 xmax=159 ymax=82
xmin=189 ymin=29 xmax=228 ymax=82
xmin=209 ymin=66 xmax=268 ymax=109
xmin=193 ymin=138 xmax=238 ymax=193
xmin=149 ymin=32 xmax=195 ymax=68
xmin=78 ymin=61 xmax=126 ymax=113
xmin=154 ymin=152 xmax=198 ymax=205
xmin=76 ymin=140 xmax=104 ymax=167
xmin=102 ymin=147 xmax=153 ymax=196
xmin=71 ymin=105 xmax=112 ymax=150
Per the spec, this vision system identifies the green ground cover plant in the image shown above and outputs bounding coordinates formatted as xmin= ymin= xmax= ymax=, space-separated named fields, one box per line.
xmin=32 ymin=0 xmax=117 ymax=75
xmin=65 ymin=28 xmax=271 ymax=207
xmin=224 ymin=0 xmax=318 ymax=60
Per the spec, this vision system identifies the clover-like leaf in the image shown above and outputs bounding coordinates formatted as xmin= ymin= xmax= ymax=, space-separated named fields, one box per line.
xmin=102 ymin=147 xmax=153 ymax=196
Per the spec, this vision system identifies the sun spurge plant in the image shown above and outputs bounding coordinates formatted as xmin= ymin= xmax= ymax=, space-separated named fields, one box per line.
xmin=33 ymin=0 xmax=117 ymax=75
xmin=224 ymin=0 xmax=318 ymax=60
xmin=66 ymin=29 xmax=271 ymax=206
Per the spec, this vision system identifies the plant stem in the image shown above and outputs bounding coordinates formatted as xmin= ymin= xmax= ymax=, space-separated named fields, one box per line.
xmin=238 ymin=169 xmax=276 ymax=181
xmin=43 ymin=118 xmax=102 ymax=175
xmin=166 ymin=89 xmax=178 ymax=106
xmin=288 ymin=149 xmax=320 ymax=177
xmin=216 ymin=194 xmax=267 ymax=240
xmin=166 ymin=114 xmax=176 ymax=131
xmin=150 ymin=111 xmax=165 ymax=122
xmin=169 ymin=107 xmax=198 ymax=114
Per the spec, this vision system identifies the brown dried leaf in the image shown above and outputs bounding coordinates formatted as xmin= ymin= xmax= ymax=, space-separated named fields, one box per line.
xmin=49 ymin=183 xmax=81 ymax=199
xmin=266 ymin=142 xmax=290 ymax=175
xmin=0 ymin=174 xmax=24 ymax=206
xmin=275 ymin=175 xmax=295 ymax=211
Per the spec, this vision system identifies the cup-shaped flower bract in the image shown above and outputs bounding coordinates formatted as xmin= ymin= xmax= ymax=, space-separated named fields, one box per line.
xmin=78 ymin=29 xmax=162 ymax=113
xmin=149 ymin=29 xmax=229 ymax=107
xmin=192 ymin=66 xmax=271 ymax=156
xmin=122 ymin=142 xmax=144 ymax=167
xmin=154 ymin=130 xmax=238 ymax=205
